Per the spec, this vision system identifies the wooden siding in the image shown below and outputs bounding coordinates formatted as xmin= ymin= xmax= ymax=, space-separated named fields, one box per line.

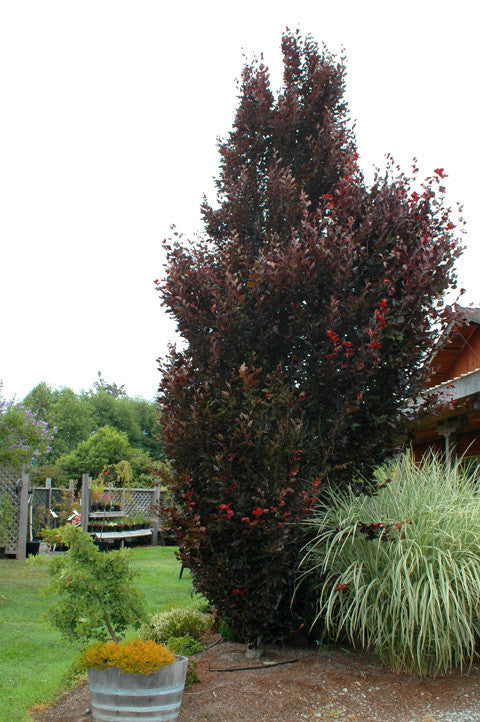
xmin=428 ymin=324 xmax=480 ymax=387
xmin=446 ymin=327 xmax=480 ymax=379
xmin=412 ymin=438 xmax=444 ymax=462
xmin=411 ymin=313 xmax=480 ymax=462
xmin=457 ymin=430 xmax=480 ymax=458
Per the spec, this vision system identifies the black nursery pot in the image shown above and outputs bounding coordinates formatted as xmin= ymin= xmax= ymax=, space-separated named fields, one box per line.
xmin=94 ymin=540 xmax=110 ymax=552
xmin=26 ymin=540 xmax=41 ymax=557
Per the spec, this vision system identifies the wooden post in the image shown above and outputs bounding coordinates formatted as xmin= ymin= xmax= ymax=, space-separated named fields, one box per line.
xmin=152 ymin=485 xmax=161 ymax=546
xmin=16 ymin=472 xmax=29 ymax=561
xmin=81 ymin=474 xmax=91 ymax=532
xmin=68 ymin=479 xmax=75 ymax=494
xmin=436 ymin=419 xmax=461 ymax=471
xmin=45 ymin=477 xmax=52 ymax=509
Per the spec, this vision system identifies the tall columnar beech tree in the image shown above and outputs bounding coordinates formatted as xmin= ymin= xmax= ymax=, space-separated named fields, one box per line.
xmin=157 ymin=32 xmax=462 ymax=645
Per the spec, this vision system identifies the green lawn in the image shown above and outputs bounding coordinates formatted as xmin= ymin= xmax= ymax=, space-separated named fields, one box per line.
xmin=0 ymin=545 xmax=198 ymax=722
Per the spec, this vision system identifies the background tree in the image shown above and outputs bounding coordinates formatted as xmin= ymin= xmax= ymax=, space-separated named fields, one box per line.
xmin=92 ymin=370 xmax=127 ymax=399
xmin=53 ymin=425 xmax=154 ymax=487
xmin=22 ymin=381 xmax=59 ymax=420
xmin=49 ymin=389 xmax=96 ymax=458
xmin=0 ymin=382 xmax=54 ymax=469
xmin=158 ymin=31 xmax=462 ymax=645
xmin=87 ymin=390 xmax=160 ymax=457
xmin=23 ymin=379 xmax=163 ymax=484
xmin=24 ymin=384 xmax=95 ymax=460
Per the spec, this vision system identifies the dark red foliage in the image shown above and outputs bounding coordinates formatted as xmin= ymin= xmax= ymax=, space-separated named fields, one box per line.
xmin=157 ymin=31 xmax=462 ymax=645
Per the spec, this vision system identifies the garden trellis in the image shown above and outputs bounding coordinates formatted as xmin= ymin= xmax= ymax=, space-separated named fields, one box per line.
xmin=0 ymin=463 xmax=29 ymax=559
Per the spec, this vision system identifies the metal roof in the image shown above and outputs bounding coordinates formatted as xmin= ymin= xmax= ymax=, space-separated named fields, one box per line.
xmin=426 ymin=367 xmax=480 ymax=403
xmin=458 ymin=306 xmax=480 ymax=325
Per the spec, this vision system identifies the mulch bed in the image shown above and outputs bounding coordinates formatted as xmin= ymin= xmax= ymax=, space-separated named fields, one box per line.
xmin=31 ymin=633 xmax=480 ymax=721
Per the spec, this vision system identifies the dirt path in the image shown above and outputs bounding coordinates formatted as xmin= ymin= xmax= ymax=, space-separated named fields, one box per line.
xmin=31 ymin=635 xmax=480 ymax=721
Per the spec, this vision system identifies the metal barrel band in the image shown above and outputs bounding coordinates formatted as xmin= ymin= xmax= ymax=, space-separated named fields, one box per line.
xmin=91 ymin=700 xmax=181 ymax=713
xmin=89 ymin=684 xmax=186 ymax=696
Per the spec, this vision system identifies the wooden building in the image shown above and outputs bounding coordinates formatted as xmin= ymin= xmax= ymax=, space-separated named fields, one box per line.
xmin=411 ymin=307 xmax=480 ymax=466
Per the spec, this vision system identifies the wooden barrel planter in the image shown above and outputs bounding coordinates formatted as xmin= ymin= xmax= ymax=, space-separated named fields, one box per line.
xmin=88 ymin=654 xmax=188 ymax=721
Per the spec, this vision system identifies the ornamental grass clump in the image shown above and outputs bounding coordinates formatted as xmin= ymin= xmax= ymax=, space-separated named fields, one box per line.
xmin=299 ymin=452 xmax=480 ymax=676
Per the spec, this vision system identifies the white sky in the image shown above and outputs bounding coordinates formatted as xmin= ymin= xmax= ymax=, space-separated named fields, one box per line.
xmin=1 ymin=1 xmax=478 ymax=403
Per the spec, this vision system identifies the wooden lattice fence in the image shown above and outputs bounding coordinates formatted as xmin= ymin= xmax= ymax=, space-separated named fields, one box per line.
xmin=29 ymin=476 xmax=165 ymax=545
xmin=0 ymin=464 xmax=29 ymax=559
xmin=107 ymin=487 xmax=158 ymax=515
xmin=1 ymin=471 xmax=165 ymax=557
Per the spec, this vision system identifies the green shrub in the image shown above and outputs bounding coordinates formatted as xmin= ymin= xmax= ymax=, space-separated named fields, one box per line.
xmin=166 ymin=635 xmax=203 ymax=686
xmin=0 ymin=493 xmax=14 ymax=546
xmin=140 ymin=607 xmax=212 ymax=644
xmin=299 ymin=452 xmax=480 ymax=676
xmin=41 ymin=524 xmax=70 ymax=547
xmin=218 ymin=620 xmax=242 ymax=642
xmin=166 ymin=634 xmax=204 ymax=656
xmin=46 ymin=526 xmax=147 ymax=642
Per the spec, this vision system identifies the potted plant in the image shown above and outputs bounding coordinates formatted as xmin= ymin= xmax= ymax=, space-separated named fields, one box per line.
xmin=101 ymin=491 xmax=115 ymax=510
xmin=54 ymin=487 xmax=80 ymax=526
xmin=134 ymin=513 xmax=151 ymax=531
xmin=41 ymin=524 xmax=71 ymax=552
xmin=41 ymin=526 xmax=63 ymax=551
xmin=46 ymin=526 xmax=188 ymax=721
xmin=90 ymin=478 xmax=106 ymax=512
xmin=0 ymin=493 xmax=14 ymax=559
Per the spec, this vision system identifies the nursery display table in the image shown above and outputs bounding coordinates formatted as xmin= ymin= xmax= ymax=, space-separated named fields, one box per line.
xmin=91 ymin=528 xmax=153 ymax=548
xmin=89 ymin=511 xmax=125 ymax=518
xmin=88 ymin=509 xmax=152 ymax=548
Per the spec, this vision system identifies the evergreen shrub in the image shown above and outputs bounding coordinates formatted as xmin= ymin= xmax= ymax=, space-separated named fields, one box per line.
xmin=166 ymin=635 xmax=203 ymax=686
xmin=46 ymin=525 xmax=146 ymax=643
xmin=79 ymin=639 xmax=174 ymax=675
